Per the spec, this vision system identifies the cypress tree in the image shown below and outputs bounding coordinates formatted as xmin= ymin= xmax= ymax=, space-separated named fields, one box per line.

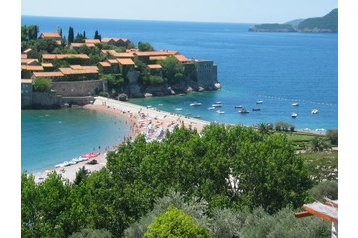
xmin=68 ymin=26 xmax=74 ymax=43
xmin=94 ymin=30 xmax=99 ymax=39
xmin=83 ymin=30 xmax=86 ymax=39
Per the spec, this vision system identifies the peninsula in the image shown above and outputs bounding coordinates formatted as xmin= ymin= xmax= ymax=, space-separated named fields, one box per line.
xmin=249 ymin=8 xmax=338 ymax=33
xmin=21 ymin=26 xmax=220 ymax=109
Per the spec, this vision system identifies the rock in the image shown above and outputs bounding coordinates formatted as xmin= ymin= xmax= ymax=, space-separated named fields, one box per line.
xmin=118 ymin=93 xmax=128 ymax=101
xmin=198 ymin=87 xmax=205 ymax=92
xmin=214 ymin=83 xmax=221 ymax=89
xmin=144 ymin=93 xmax=153 ymax=97
xmin=186 ymin=86 xmax=193 ymax=93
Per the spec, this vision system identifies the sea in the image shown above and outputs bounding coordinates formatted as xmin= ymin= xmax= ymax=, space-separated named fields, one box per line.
xmin=21 ymin=16 xmax=338 ymax=172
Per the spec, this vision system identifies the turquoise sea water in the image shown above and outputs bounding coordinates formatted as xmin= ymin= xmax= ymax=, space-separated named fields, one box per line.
xmin=21 ymin=16 xmax=337 ymax=171
xmin=21 ymin=109 xmax=130 ymax=172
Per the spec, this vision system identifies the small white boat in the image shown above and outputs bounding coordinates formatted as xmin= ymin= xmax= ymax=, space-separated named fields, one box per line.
xmin=216 ymin=110 xmax=225 ymax=114
xmin=208 ymin=107 xmax=215 ymax=110
xmin=212 ymin=104 xmax=222 ymax=107
xmin=215 ymin=101 xmax=222 ymax=104
xmin=175 ymin=108 xmax=183 ymax=111
xmin=193 ymin=115 xmax=201 ymax=118
xmin=158 ymin=104 xmax=163 ymax=106
xmin=234 ymin=105 xmax=243 ymax=108
xmin=292 ymin=103 xmax=299 ymax=107
xmin=190 ymin=102 xmax=202 ymax=106
xmin=239 ymin=108 xmax=249 ymax=113
xmin=311 ymin=109 xmax=319 ymax=114
xmin=291 ymin=113 xmax=298 ymax=118
xmin=256 ymin=100 xmax=263 ymax=104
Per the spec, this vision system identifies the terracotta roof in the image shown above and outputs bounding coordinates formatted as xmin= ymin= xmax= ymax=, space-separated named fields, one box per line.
xmin=102 ymin=37 xmax=129 ymax=43
xmin=23 ymin=48 xmax=32 ymax=54
xmin=99 ymin=61 xmax=111 ymax=67
xmin=126 ymin=49 xmax=139 ymax=52
xmin=59 ymin=66 xmax=99 ymax=75
xmin=113 ymin=52 xmax=134 ymax=58
xmin=42 ymin=54 xmax=90 ymax=59
xmin=101 ymin=49 xmax=117 ymax=55
xmin=56 ymin=40 xmax=62 ymax=45
xmin=85 ymin=39 xmax=101 ymax=44
xmin=107 ymin=59 xmax=118 ymax=64
xmin=147 ymin=64 xmax=162 ymax=69
xmin=174 ymin=54 xmax=190 ymax=62
xmin=42 ymin=63 xmax=53 ymax=67
xmin=21 ymin=58 xmax=39 ymax=65
xmin=149 ymin=56 xmax=167 ymax=61
xmin=21 ymin=65 xmax=44 ymax=71
xmin=134 ymin=50 xmax=178 ymax=57
xmin=117 ymin=58 xmax=135 ymax=65
xmin=21 ymin=54 xmax=28 ymax=59
xmin=70 ymin=43 xmax=96 ymax=48
xmin=40 ymin=32 xmax=61 ymax=39
xmin=33 ymin=72 xmax=64 ymax=77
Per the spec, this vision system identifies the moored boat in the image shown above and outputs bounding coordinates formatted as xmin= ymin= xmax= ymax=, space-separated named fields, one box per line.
xmin=234 ymin=105 xmax=243 ymax=108
xmin=212 ymin=104 xmax=222 ymax=107
xmin=208 ymin=107 xmax=215 ymax=110
xmin=175 ymin=108 xmax=183 ymax=111
xmin=311 ymin=109 xmax=319 ymax=114
xmin=292 ymin=102 xmax=299 ymax=107
xmin=190 ymin=102 xmax=202 ymax=106
xmin=291 ymin=112 xmax=298 ymax=118
xmin=238 ymin=108 xmax=249 ymax=113
xmin=252 ymin=108 xmax=261 ymax=111
xmin=216 ymin=110 xmax=225 ymax=114
xmin=256 ymin=100 xmax=263 ymax=104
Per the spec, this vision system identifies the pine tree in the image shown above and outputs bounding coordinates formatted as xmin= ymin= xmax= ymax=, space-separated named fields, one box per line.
xmin=94 ymin=30 xmax=99 ymax=39
xmin=83 ymin=31 xmax=86 ymax=39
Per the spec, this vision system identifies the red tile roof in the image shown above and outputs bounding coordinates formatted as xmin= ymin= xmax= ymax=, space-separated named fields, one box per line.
xmin=70 ymin=43 xmax=96 ymax=48
xmin=21 ymin=65 xmax=44 ymax=71
xmin=42 ymin=54 xmax=90 ymax=59
xmin=85 ymin=39 xmax=101 ymax=44
xmin=41 ymin=63 xmax=53 ymax=67
xmin=40 ymin=32 xmax=61 ymax=39
xmin=99 ymin=62 xmax=111 ymax=67
xmin=149 ymin=56 xmax=167 ymax=61
xmin=23 ymin=48 xmax=32 ymax=54
xmin=174 ymin=54 xmax=190 ymax=62
xmin=113 ymin=52 xmax=134 ymax=58
xmin=21 ymin=58 xmax=39 ymax=65
xmin=117 ymin=58 xmax=135 ymax=65
xmin=21 ymin=54 xmax=28 ymax=59
xmin=134 ymin=50 xmax=178 ymax=57
xmin=59 ymin=65 xmax=99 ymax=75
xmin=102 ymin=37 xmax=129 ymax=43
xmin=107 ymin=59 xmax=118 ymax=64
xmin=147 ymin=64 xmax=162 ymax=69
xmin=33 ymin=72 xmax=64 ymax=77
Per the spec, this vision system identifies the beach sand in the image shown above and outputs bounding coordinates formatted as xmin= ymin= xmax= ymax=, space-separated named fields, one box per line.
xmin=34 ymin=96 xmax=210 ymax=183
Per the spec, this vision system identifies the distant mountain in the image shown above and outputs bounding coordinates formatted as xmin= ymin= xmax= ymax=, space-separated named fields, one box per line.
xmin=298 ymin=8 xmax=338 ymax=32
xmin=249 ymin=9 xmax=338 ymax=33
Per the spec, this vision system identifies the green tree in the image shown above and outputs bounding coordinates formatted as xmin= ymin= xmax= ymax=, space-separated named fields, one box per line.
xmin=74 ymin=33 xmax=86 ymax=43
xmin=69 ymin=228 xmax=112 ymax=238
xmin=159 ymin=56 xmax=184 ymax=84
xmin=94 ymin=30 xmax=100 ymax=39
xmin=326 ymin=129 xmax=338 ymax=146
xmin=311 ymin=136 xmax=330 ymax=152
xmin=33 ymin=78 xmax=52 ymax=92
xmin=138 ymin=41 xmax=154 ymax=51
xmin=74 ymin=167 xmax=90 ymax=185
xmin=145 ymin=205 xmax=211 ymax=238
xmin=68 ymin=26 xmax=74 ymax=43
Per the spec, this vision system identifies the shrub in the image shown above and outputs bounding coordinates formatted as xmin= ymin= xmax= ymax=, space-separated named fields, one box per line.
xmin=308 ymin=180 xmax=338 ymax=201
xmin=326 ymin=129 xmax=338 ymax=146
xmin=69 ymin=229 xmax=112 ymax=238
xmin=33 ymin=77 xmax=52 ymax=92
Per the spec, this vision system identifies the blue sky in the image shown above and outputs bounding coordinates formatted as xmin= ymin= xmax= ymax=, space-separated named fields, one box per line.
xmin=21 ymin=0 xmax=337 ymax=23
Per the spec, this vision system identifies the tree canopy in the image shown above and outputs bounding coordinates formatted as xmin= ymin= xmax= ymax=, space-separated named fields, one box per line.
xmin=138 ymin=41 xmax=154 ymax=51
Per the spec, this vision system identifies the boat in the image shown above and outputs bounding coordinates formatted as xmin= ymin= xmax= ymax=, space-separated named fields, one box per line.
xmin=215 ymin=101 xmax=222 ymax=104
xmin=256 ymin=100 xmax=263 ymax=104
xmin=291 ymin=113 xmax=298 ymax=118
xmin=216 ymin=110 xmax=225 ymax=114
xmin=238 ymin=108 xmax=249 ymax=113
xmin=311 ymin=109 xmax=319 ymax=114
xmin=158 ymin=104 xmax=164 ymax=106
xmin=252 ymin=108 xmax=261 ymax=111
xmin=234 ymin=105 xmax=243 ymax=108
xmin=175 ymin=108 xmax=183 ymax=111
xmin=208 ymin=107 xmax=215 ymax=110
xmin=193 ymin=115 xmax=201 ymax=118
xmin=292 ymin=103 xmax=299 ymax=107
xmin=190 ymin=102 xmax=202 ymax=106
xmin=212 ymin=104 xmax=222 ymax=107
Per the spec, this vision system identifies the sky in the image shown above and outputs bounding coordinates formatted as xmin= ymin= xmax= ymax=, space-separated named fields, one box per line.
xmin=21 ymin=0 xmax=337 ymax=23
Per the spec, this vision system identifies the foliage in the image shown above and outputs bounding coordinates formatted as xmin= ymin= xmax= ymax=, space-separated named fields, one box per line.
xmin=21 ymin=25 xmax=39 ymax=41
xmin=310 ymin=136 xmax=330 ymax=152
xmin=74 ymin=33 xmax=86 ymax=43
xmin=33 ymin=77 xmax=52 ymax=92
xmin=256 ymin=123 xmax=273 ymax=134
xmin=145 ymin=205 xmax=211 ymax=238
xmin=68 ymin=26 xmax=74 ymax=43
xmin=94 ymin=30 xmax=101 ymax=40
xmin=300 ymin=151 xmax=338 ymax=183
xmin=147 ymin=75 xmax=166 ymax=85
xmin=326 ymin=129 xmax=338 ymax=146
xmin=138 ymin=41 xmax=154 ymax=51
xmin=298 ymin=8 xmax=338 ymax=32
xmin=307 ymin=180 xmax=338 ymax=201
xmin=69 ymin=228 xmax=112 ymax=238
xmin=74 ymin=167 xmax=90 ymax=185
xmin=252 ymin=23 xmax=295 ymax=32
xmin=159 ymin=56 xmax=184 ymax=84
xmin=103 ymin=74 xmax=125 ymax=96
xmin=274 ymin=121 xmax=295 ymax=132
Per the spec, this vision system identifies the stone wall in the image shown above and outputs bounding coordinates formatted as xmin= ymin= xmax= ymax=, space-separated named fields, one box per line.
xmin=194 ymin=60 xmax=218 ymax=90
xmin=27 ymin=92 xmax=62 ymax=109
xmin=52 ymin=79 xmax=105 ymax=97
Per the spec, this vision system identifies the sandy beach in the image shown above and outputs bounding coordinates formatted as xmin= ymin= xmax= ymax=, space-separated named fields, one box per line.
xmin=34 ymin=96 xmax=210 ymax=183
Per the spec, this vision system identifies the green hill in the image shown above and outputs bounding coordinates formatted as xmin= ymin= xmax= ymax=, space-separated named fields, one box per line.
xmin=249 ymin=23 xmax=296 ymax=32
xmin=298 ymin=8 xmax=338 ymax=32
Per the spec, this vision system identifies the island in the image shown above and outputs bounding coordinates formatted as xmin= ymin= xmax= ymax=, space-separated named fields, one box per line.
xmin=21 ymin=25 xmax=220 ymax=108
xmin=249 ymin=8 xmax=338 ymax=33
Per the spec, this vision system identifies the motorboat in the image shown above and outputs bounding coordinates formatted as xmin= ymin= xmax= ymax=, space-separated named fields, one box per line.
xmin=291 ymin=113 xmax=298 ymax=118
xmin=175 ymin=108 xmax=183 ymax=111
xmin=234 ymin=105 xmax=243 ymax=108
xmin=193 ymin=115 xmax=201 ymax=118
xmin=190 ymin=102 xmax=202 ymax=106
xmin=216 ymin=110 xmax=225 ymax=114
xmin=158 ymin=104 xmax=164 ymax=106
xmin=256 ymin=100 xmax=263 ymax=104
xmin=215 ymin=101 xmax=222 ymax=104
xmin=252 ymin=108 xmax=261 ymax=111
xmin=208 ymin=107 xmax=215 ymax=110
xmin=238 ymin=108 xmax=249 ymax=113
xmin=212 ymin=104 xmax=222 ymax=107
xmin=292 ymin=103 xmax=299 ymax=107
xmin=311 ymin=109 xmax=319 ymax=114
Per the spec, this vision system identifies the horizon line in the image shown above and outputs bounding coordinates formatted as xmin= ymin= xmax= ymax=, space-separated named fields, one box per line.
xmin=21 ymin=14 xmax=261 ymax=25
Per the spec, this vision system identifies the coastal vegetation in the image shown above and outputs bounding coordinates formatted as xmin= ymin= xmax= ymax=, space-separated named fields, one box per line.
xmin=249 ymin=8 xmax=338 ymax=33
xmin=21 ymin=124 xmax=337 ymax=237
